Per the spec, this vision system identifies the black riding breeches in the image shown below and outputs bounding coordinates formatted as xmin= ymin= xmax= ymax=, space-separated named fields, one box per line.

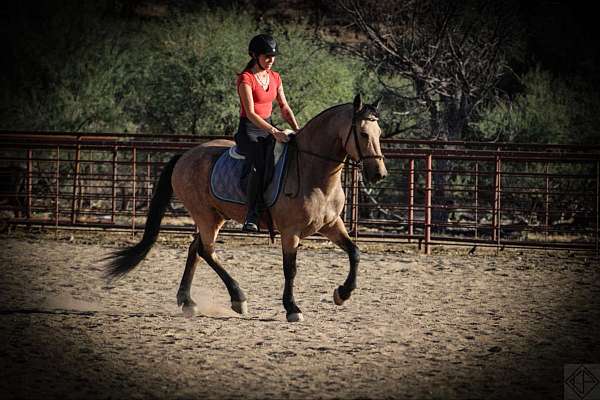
xmin=234 ymin=117 xmax=275 ymax=189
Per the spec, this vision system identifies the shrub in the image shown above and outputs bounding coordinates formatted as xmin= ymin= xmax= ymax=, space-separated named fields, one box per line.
xmin=1 ymin=5 xmax=378 ymax=135
xmin=474 ymin=65 xmax=600 ymax=144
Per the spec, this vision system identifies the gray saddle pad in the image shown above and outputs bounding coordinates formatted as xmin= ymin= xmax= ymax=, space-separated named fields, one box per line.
xmin=210 ymin=144 xmax=289 ymax=207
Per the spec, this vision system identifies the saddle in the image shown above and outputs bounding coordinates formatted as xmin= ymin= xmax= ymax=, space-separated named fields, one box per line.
xmin=209 ymin=137 xmax=290 ymax=208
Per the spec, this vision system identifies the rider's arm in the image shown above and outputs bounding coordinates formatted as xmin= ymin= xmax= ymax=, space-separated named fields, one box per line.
xmin=238 ymin=83 xmax=288 ymax=142
xmin=276 ymin=84 xmax=300 ymax=131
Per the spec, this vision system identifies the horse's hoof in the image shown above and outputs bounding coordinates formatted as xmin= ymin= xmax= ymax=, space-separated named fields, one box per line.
xmin=287 ymin=312 xmax=304 ymax=322
xmin=182 ymin=303 xmax=197 ymax=318
xmin=231 ymin=300 xmax=248 ymax=315
xmin=176 ymin=291 xmax=187 ymax=307
xmin=333 ymin=288 xmax=345 ymax=306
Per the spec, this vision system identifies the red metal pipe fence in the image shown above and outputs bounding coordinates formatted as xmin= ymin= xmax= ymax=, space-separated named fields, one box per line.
xmin=1 ymin=130 xmax=599 ymax=254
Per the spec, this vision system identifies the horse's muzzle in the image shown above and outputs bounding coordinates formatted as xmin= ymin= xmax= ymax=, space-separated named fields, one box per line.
xmin=363 ymin=168 xmax=388 ymax=183
xmin=362 ymin=158 xmax=388 ymax=183
xmin=372 ymin=171 xmax=387 ymax=182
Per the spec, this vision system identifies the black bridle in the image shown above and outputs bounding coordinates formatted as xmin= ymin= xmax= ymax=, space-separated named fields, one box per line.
xmin=283 ymin=109 xmax=385 ymax=198
xmin=342 ymin=114 xmax=386 ymax=164
xmin=291 ymin=111 xmax=385 ymax=168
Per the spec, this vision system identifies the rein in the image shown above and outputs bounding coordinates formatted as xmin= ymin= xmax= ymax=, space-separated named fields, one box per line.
xmin=290 ymin=113 xmax=385 ymax=167
xmin=283 ymin=110 xmax=385 ymax=198
xmin=288 ymin=142 xmax=354 ymax=166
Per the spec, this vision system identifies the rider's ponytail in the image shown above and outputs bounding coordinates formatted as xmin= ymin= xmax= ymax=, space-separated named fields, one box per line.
xmin=240 ymin=58 xmax=256 ymax=74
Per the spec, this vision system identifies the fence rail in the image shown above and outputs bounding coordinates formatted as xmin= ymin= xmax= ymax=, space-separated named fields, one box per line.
xmin=1 ymin=130 xmax=599 ymax=254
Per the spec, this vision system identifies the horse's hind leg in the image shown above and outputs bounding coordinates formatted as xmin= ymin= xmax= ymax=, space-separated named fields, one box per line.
xmin=177 ymin=218 xmax=247 ymax=316
xmin=197 ymin=221 xmax=248 ymax=315
xmin=319 ymin=217 xmax=360 ymax=306
xmin=201 ymin=253 xmax=248 ymax=314
xmin=177 ymin=234 xmax=201 ymax=317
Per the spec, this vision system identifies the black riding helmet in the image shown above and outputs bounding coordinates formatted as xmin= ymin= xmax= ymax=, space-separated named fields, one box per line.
xmin=248 ymin=34 xmax=278 ymax=57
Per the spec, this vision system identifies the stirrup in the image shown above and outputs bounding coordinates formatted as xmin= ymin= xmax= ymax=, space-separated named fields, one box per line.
xmin=242 ymin=220 xmax=259 ymax=232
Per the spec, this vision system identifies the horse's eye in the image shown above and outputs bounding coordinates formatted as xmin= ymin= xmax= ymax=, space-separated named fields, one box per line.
xmin=360 ymin=131 xmax=369 ymax=138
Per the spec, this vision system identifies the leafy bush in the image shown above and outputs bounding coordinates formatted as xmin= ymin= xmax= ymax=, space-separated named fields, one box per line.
xmin=6 ymin=4 xmax=597 ymax=145
xmin=1 ymin=2 xmax=138 ymax=132
xmin=128 ymin=10 xmax=376 ymax=134
xmin=1 ymin=5 xmax=377 ymax=135
xmin=473 ymin=66 xmax=600 ymax=144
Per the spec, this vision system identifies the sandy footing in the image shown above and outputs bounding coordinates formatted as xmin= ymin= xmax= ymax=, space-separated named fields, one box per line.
xmin=1 ymin=231 xmax=599 ymax=399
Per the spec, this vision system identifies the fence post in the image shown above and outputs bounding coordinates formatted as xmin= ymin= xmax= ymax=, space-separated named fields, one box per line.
xmin=408 ymin=159 xmax=415 ymax=242
xmin=474 ymin=161 xmax=479 ymax=239
xmin=351 ymin=164 xmax=359 ymax=239
xmin=55 ymin=146 xmax=60 ymax=237
xmin=78 ymin=151 xmax=85 ymax=215
xmin=545 ymin=162 xmax=550 ymax=243
xmin=111 ymin=146 xmax=117 ymax=224
xmin=492 ymin=152 xmax=502 ymax=247
xmin=146 ymin=153 xmax=151 ymax=210
xmin=26 ymin=148 xmax=32 ymax=219
xmin=132 ymin=146 xmax=137 ymax=237
xmin=596 ymin=161 xmax=600 ymax=257
xmin=425 ymin=154 xmax=432 ymax=255
xmin=70 ymin=136 xmax=81 ymax=224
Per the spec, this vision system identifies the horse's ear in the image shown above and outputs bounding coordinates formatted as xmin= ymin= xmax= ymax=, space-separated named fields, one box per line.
xmin=353 ymin=94 xmax=363 ymax=113
xmin=373 ymin=96 xmax=382 ymax=111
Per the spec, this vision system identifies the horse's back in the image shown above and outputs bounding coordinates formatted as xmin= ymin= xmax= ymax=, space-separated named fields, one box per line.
xmin=176 ymin=138 xmax=233 ymax=169
xmin=200 ymin=138 xmax=236 ymax=149
xmin=171 ymin=139 xmax=234 ymax=210
xmin=194 ymin=138 xmax=235 ymax=154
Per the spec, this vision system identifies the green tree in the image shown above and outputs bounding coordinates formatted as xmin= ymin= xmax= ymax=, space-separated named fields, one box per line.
xmin=1 ymin=4 xmax=377 ymax=135
xmin=474 ymin=66 xmax=600 ymax=144
xmin=125 ymin=10 xmax=375 ymax=134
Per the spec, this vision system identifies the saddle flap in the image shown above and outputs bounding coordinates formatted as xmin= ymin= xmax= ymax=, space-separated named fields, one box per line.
xmin=231 ymin=128 xmax=294 ymax=164
xmin=229 ymin=146 xmax=246 ymax=160
xmin=210 ymin=142 xmax=289 ymax=207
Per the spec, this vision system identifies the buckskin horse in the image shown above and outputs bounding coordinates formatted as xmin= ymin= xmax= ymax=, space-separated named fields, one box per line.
xmin=105 ymin=94 xmax=387 ymax=322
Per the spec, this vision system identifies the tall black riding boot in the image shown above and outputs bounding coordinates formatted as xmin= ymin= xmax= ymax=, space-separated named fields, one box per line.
xmin=243 ymin=167 xmax=262 ymax=232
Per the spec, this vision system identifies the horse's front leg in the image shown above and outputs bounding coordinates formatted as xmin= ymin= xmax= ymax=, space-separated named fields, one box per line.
xmin=319 ymin=217 xmax=360 ymax=305
xmin=281 ymin=234 xmax=303 ymax=322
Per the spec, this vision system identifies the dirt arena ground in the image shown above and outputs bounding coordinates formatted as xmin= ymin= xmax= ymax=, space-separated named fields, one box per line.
xmin=1 ymin=229 xmax=599 ymax=399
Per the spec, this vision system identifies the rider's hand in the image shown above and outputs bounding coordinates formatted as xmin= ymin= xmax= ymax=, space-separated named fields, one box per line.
xmin=271 ymin=128 xmax=290 ymax=143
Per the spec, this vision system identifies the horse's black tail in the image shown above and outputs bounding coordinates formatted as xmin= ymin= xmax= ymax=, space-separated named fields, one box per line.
xmin=104 ymin=154 xmax=182 ymax=281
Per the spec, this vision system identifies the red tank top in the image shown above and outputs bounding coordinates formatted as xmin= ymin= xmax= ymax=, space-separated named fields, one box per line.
xmin=237 ymin=70 xmax=282 ymax=119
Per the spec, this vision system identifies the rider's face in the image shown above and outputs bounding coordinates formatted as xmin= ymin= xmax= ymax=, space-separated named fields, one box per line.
xmin=258 ymin=54 xmax=275 ymax=70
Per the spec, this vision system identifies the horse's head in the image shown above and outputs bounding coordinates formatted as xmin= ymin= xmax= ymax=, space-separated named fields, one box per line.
xmin=343 ymin=94 xmax=388 ymax=183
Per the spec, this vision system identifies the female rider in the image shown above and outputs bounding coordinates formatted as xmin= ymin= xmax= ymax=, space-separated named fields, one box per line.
xmin=235 ymin=34 xmax=300 ymax=232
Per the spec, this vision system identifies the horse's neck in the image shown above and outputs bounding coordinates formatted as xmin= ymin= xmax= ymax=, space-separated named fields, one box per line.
xmin=294 ymin=106 xmax=350 ymax=192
